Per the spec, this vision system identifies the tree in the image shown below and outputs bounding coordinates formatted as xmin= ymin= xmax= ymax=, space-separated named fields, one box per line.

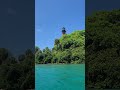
xmin=35 ymin=30 xmax=85 ymax=64
xmin=86 ymin=10 xmax=120 ymax=89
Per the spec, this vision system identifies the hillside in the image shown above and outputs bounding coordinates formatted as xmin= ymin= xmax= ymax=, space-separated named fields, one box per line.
xmin=86 ymin=10 xmax=120 ymax=88
xmin=35 ymin=30 xmax=85 ymax=64
xmin=0 ymin=49 xmax=34 ymax=89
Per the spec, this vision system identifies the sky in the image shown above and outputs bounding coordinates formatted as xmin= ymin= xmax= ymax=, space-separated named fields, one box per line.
xmin=86 ymin=0 xmax=120 ymax=16
xmin=35 ymin=0 xmax=85 ymax=50
xmin=0 ymin=0 xmax=119 ymax=56
xmin=0 ymin=0 xmax=34 ymax=56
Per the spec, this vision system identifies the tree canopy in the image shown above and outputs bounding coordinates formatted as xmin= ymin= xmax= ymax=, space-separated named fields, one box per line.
xmin=35 ymin=30 xmax=85 ymax=64
xmin=0 ymin=48 xmax=34 ymax=89
xmin=86 ymin=9 xmax=120 ymax=89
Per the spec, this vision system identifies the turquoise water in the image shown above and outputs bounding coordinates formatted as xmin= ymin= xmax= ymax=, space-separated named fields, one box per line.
xmin=35 ymin=64 xmax=85 ymax=90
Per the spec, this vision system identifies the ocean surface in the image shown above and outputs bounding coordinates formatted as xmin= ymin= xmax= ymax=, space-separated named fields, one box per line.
xmin=35 ymin=64 xmax=85 ymax=90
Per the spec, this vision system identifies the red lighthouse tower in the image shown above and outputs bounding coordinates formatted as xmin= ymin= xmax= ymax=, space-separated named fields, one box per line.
xmin=62 ymin=27 xmax=66 ymax=35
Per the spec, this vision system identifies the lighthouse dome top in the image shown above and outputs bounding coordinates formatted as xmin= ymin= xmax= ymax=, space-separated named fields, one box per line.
xmin=62 ymin=27 xmax=65 ymax=30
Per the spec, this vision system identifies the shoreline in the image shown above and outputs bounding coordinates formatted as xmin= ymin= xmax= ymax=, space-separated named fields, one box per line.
xmin=35 ymin=63 xmax=85 ymax=65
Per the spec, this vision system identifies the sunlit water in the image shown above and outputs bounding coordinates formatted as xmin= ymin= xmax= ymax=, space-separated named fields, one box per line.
xmin=35 ymin=64 xmax=85 ymax=90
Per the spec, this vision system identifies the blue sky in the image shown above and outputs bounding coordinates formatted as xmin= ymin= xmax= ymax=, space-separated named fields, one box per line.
xmin=35 ymin=0 xmax=85 ymax=50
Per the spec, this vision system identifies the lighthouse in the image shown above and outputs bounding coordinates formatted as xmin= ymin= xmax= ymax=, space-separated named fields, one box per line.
xmin=62 ymin=27 xmax=66 ymax=35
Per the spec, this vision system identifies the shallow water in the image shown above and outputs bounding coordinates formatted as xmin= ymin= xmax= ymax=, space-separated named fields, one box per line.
xmin=35 ymin=64 xmax=85 ymax=90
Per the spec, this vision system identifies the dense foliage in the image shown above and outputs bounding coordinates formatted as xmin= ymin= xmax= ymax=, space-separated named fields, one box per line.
xmin=0 ymin=48 xmax=34 ymax=89
xmin=86 ymin=10 xmax=120 ymax=89
xmin=35 ymin=30 xmax=85 ymax=64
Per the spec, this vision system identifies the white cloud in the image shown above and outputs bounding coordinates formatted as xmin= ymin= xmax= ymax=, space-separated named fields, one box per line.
xmin=8 ymin=8 xmax=16 ymax=15
xmin=36 ymin=28 xmax=42 ymax=32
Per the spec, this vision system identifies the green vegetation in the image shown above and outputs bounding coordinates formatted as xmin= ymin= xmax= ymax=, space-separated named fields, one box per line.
xmin=35 ymin=30 xmax=85 ymax=64
xmin=0 ymin=48 xmax=34 ymax=89
xmin=86 ymin=10 xmax=120 ymax=89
